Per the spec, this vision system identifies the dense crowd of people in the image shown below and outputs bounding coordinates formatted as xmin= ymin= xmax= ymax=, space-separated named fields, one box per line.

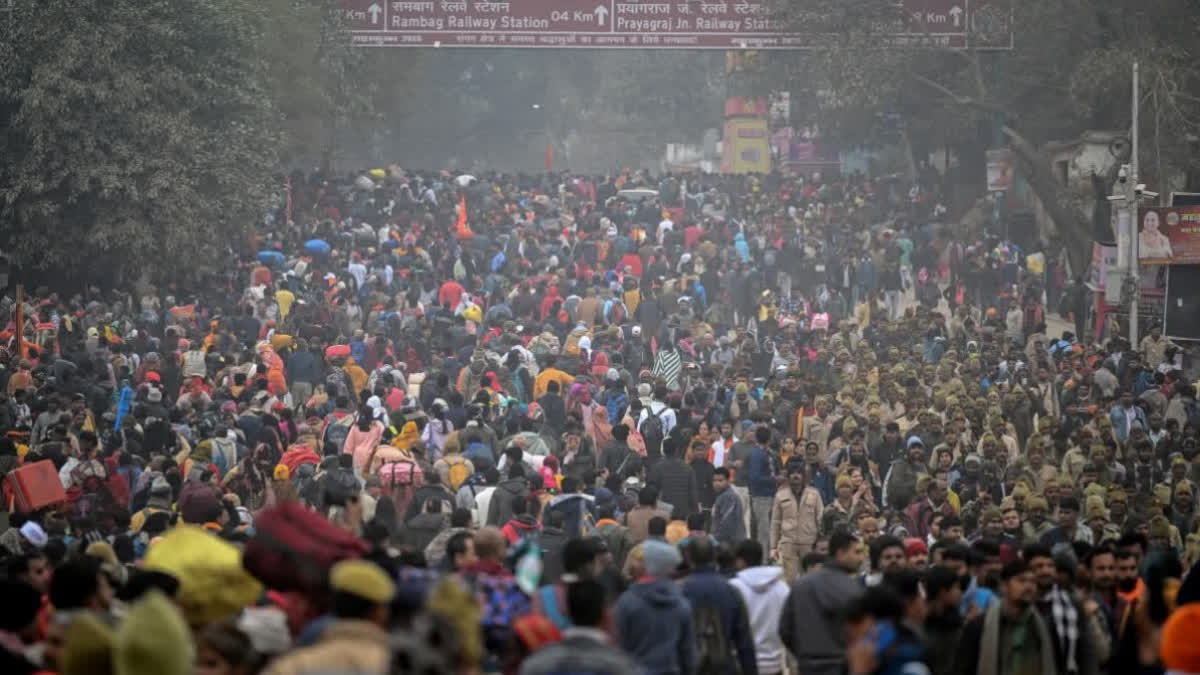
xmin=0 ymin=166 xmax=1197 ymax=675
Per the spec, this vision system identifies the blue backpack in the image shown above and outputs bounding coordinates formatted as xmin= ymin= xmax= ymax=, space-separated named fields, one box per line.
xmin=604 ymin=391 xmax=628 ymax=425
xmin=465 ymin=442 xmax=495 ymax=472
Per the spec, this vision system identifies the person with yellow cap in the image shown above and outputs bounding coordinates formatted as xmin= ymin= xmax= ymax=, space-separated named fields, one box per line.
xmin=1171 ymin=480 xmax=1196 ymax=535
xmin=800 ymin=396 xmax=835 ymax=461
xmin=1017 ymin=492 xmax=1056 ymax=542
xmin=1083 ymin=495 xmax=1121 ymax=545
xmin=1148 ymin=514 xmax=1177 ymax=553
xmin=1159 ymin=455 xmax=1199 ymax=508
xmin=1024 ymin=441 xmax=1058 ymax=491
xmin=260 ymin=560 xmax=395 ymax=675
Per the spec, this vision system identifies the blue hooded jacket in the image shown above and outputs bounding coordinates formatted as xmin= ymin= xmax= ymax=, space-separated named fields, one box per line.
xmin=615 ymin=579 xmax=696 ymax=675
xmin=734 ymin=232 xmax=751 ymax=263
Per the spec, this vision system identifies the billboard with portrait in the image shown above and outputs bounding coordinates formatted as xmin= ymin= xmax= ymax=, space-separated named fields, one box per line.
xmin=1138 ymin=206 xmax=1200 ymax=264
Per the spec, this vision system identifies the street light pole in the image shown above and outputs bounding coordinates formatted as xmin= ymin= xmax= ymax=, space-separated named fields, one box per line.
xmin=1110 ymin=61 xmax=1154 ymax=347
xmin=1128 ymin=61 xmax=1140 ymax=346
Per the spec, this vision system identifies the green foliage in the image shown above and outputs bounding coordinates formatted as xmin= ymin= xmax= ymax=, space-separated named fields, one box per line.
xmin=774 ymin=0 xmax=1200 ymax=180
xmin=0 ymin=0 xmax=283 ymax=281
xmin=262 ymin=0 xmax=402 ymax=167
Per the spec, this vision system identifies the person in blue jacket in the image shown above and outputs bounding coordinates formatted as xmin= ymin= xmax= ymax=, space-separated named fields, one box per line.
xmin=747 ymin=425 xmax=777 ymax=552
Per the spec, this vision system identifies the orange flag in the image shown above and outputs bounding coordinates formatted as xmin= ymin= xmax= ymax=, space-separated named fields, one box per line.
xmin=455 ymin=193 xmax=473 ymax=240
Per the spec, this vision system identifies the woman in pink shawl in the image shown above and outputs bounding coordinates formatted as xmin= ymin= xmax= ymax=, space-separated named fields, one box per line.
xmin=343 ymin=404 xmax=385 ymax=475
xmin=568 ymin=383 xmax=600 ymax=441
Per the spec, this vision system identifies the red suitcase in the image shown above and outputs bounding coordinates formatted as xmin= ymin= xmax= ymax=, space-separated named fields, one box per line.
xmin=4 ymin=460 xmax=67 ymax=512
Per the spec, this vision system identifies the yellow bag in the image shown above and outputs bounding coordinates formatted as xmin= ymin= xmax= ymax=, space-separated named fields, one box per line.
xmin=143 ymin=526 xmax=263 ymax=625
xmin=270 ymin=333 xmax=294 ymax=351
xmin=1026 ymin=252 xmax=1045 ymax=277
xmin=462 ymin=304 xmax=482 ymax=324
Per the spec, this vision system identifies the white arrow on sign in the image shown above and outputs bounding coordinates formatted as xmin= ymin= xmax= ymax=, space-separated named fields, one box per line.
xmin=948 ymin=5 xmax=963 ymax=27
xmin=594 ymin=4 xmax=609 ymax=23
xmin=367 ymin=2 xmax=382 ymax=24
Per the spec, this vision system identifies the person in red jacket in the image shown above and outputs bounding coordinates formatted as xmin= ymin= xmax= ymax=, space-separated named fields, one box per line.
xmin=539 ymin=285 xmax=562 ymax=321
xmin=501 ymin=494 xmax=541 ymax=545
xmin=438 ymin=279 xmax=465 ymax=309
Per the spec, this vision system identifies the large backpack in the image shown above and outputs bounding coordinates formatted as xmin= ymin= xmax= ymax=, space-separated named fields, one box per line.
xmin=242 ymin=501 xmax=369 ymax=593
xmin=563 ymin=327 xmax=590 ymax=357
xmin=547 ymin=496 xmax=596 ymax=539
xmin=321 ymin=414 xmax=355 ymax=455
xmin=444 ymin=455 xmax=471 ymax=492
xmin=638 ymin=405 xmax=669 ymax=458
xmin=380 ymin=459 xmax=424 ymax=516
xmin=279 ymin=446 xmax=321 ymax=476
xmin=210 ymin=437 xmax=238 ymax=477
xmin=324 ymin=370 xmax=350 ymax=400
xmin=464 ymin=442 xmax=495 ymax=473
xmin=67 ymin=464 xmax=115 ymax=520
xmin=694 ymin=605 xmax=734 ymax=675
xmin=182 ymin=349 xmax=207 ymax=379
xmin=607 ymin=300 xmax=627 ymax=326
xmin=1186 ymin=398 xmax=1200 ymax=431
xmin=622 ymin=340 xmax=644 ymax=375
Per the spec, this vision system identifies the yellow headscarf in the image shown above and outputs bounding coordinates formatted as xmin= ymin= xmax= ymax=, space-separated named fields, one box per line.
xmin=390 ymin=421 xmax=420 ymax=451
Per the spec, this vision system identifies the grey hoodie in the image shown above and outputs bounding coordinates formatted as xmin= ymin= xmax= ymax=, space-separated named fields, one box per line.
xmin=779 ymin=563 xmax=864 ymax=675
xmin=730 ymin=565 xmax=790 ymax=675
xmin=614 ymin=579 xmax=695 ymax=675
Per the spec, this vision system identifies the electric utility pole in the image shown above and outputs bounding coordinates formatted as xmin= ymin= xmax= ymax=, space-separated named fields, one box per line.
xmin=1110 ymin=61 xmax=1157 ymax=346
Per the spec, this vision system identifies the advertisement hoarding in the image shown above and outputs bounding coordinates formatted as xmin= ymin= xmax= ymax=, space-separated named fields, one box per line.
xmin=986 ymin=148 xmax=1012 ymax=192
xmin=1137 ymin=206 xmax=1200 ymax=265
xmin=722 ymin=118 xmax=769 ymax=173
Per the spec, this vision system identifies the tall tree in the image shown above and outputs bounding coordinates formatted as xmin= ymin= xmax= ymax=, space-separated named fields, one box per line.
xmin=0 ymin=0 xmax=282 ymax=284
xmin=773 ymin=0 xmax=1200 ymax=270
xmin=262 ymin=0 xmax=404 ymax=168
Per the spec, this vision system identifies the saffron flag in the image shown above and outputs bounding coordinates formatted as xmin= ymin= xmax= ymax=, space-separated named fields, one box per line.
xmin=455 ymin=193 xmax=473 ymax=240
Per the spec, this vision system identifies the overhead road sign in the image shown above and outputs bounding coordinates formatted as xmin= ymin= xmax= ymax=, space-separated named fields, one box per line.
xmin=344 ymin=0 xmax=1013 ymax=50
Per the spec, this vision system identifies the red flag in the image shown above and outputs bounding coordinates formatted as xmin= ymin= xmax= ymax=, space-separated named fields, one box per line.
xmin=545 ymin=143 xmax=553 ymax=171
xmin=455 ymin=193 xmax=473 ymax=240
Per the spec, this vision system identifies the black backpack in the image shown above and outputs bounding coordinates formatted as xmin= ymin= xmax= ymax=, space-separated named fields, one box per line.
xmin=694 ymin=605 xmax=733 ymax=675
xmin=1186 ymin=398 xmax=1200 ymax=431
xmin=322 ymin=414 xmax=355 ymax=456
xmin=639 ymin=405 xmax=669 ymax=458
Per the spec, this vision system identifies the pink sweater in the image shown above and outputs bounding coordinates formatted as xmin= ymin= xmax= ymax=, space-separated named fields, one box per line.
xmin=344 ymin=421 xmax=384 ymax=471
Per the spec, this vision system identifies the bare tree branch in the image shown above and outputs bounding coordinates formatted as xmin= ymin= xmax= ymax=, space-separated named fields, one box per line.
xmin=909 ymin=72 xmax=1009 ymax=115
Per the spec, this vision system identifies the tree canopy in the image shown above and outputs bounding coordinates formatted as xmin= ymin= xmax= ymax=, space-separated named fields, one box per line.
xmin=0 ymin=0 xmax=398 ymax=284
xmin=772 ymin=0 xmax=1200 ymax=268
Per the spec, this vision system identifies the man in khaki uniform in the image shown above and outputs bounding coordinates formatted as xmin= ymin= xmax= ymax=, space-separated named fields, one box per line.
xmin=771 ymin=459 xmax=824 ymax=582
xmin=801 ymin=396 xmax=835 ymax=462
